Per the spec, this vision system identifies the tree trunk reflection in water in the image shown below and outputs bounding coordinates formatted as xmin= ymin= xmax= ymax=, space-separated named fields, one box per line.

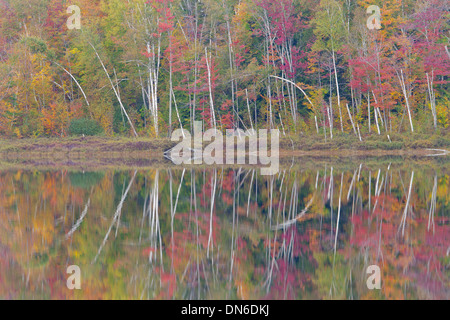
xmin=0 ymin=165 xmax=448 ymax=300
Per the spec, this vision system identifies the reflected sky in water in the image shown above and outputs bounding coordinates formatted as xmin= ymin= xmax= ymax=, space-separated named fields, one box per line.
xmin=0 ymin=163 xmax=449 ymax=299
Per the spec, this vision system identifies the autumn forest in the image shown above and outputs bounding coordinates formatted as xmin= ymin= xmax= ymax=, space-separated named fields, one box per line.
xmin=0 ymin=0 xmax=449 ymax=139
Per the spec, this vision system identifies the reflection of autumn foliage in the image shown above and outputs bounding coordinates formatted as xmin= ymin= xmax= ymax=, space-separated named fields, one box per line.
xmin=350 ymin=188 xmax=449 ymax=299
xmin=0 ymin=168 xmax=448 ymax=300
xmin=264 ymin=227 xmax=317 ymax=300
xmin=409 ymin=217 xmax=449 ymax=299
xmin=167 ymin=212 xmax=219 ymax=273
xmin=221 ymin=171 xmax=235 ymax=205
xmin=0 ymin=170 xmax=110 ymax=299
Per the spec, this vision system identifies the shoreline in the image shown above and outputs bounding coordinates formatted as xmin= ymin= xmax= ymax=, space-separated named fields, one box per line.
xmin=0 ymin=136 xmax=448 ymax=171
xmin=0 ymin=136 xmax=448 ymax=158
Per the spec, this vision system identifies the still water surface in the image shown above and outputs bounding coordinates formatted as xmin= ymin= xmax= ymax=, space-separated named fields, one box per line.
xmin=0 ymin=162 xmax=449 ymax=299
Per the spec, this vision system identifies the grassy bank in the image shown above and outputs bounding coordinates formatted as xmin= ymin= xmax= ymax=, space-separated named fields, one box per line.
xmin=283 ymin=131 xmax=450 ymax=151
xmin=0 ymin=136 xmax=173 ymax=158
xmin=0 ymin=132 xmax=449 ymax=163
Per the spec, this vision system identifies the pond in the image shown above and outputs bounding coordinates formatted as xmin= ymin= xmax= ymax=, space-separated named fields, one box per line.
xmin=0 ymin=160 xmax=449 ymax=299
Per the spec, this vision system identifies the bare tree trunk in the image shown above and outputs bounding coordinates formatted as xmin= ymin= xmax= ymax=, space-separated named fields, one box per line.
xmin=397 ymin=69 xmax=414 ymax=133
xmin=426 ymin=72 xmax=437 ymax=130
xmin=53 ymin=61 xmax=90 ymax=107
xmin=367 ymin=92 xmax=371 ymax=133
xmin=372 ymin=91 xmax=381 ymax=135
xmin=346 ymin=103 xmax=358 ymax=137
xmin=245 ymin=89 xmax=254 ymax=131
xmin=269 ymin=76 xmax=315 ymax=111
xmin=171 ymin=88 xmax=185 ymax=136
xmin=332 ymin=49 xmax=343 ymax=132
xmin=205 ymin=47 xmax=217 ymax=130
xmin=225 ymin=12 xmax=236 ymax=129
xmin=145 ymin=39 xmax=161 ymax=136
xmin=168 ymin=32 xmax=173 ymax=136
xmin=89 ymin=42 xmax=138 ymax=137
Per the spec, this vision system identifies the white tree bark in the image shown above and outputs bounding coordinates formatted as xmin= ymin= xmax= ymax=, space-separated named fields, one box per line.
xmin=397 ymin=70 xmax=414 ymax=133
xmin=89 ymin=42 xmax=138 ymax=137
xmin=205 ymin=47 xmax=217 ymax=130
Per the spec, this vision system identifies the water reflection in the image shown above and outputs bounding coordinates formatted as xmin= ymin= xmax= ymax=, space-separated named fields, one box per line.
xmin=0 ymin=165 xmax=448 ymax=300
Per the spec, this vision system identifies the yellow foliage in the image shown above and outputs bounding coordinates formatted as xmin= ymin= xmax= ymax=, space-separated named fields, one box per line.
xmin=436 ymin=100 xmax=449 ymax=128
xmin=14 ymin=127 xmax=22 ymax=138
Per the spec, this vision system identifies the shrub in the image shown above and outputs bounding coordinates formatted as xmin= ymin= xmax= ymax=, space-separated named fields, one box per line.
xmin=68 ymin=118 xmax=103 ymax=136
xmin=410 ymin=139 xmax=434 ymax=149
xmin=432 ymin=135 xmax=450 ymax=148
xmin=384 ymin=142 xmax=403 ymax=150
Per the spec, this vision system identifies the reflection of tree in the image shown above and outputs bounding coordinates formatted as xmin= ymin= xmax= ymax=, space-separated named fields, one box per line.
xmin=0 ymin=165 xmax=448 ymax=299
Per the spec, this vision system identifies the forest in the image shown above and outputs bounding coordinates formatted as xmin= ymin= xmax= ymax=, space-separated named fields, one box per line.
xmin=0 ymin=0 xmax=449 ymax=141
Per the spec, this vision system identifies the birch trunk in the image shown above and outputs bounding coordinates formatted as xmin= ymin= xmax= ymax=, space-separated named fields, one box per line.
xmin=89 ymin=42 xmax=138 ymax=137
xmin=398 ymin=69 xmax=414 ymax=133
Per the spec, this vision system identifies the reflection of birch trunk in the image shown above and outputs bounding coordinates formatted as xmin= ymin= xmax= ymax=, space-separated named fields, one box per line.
xmin=315 ymin=171 xmax=320 ymax=190
xmin=247 ymin=170 xmax=255 ymax=217
xmin=65 ymin=191 xmax=92 ymax=240
xmin=148 ymin=170 xmax=161 ymax=264
xmin=372 ymin=169 xmax=384 ymax=214
xmin=327 ymin=167 xmax=334 ymax=201
xmin=399 ymin=171 xmax=414 ymax=237
xmin=347 ymin=168 xmax=357 ymax=201
xmin=169 ymin=170 xmax=174 ymax=272
xmin=264 ymin=175 xmax=276 ymax=292
xmin=207 ymin=170 xmax=217 ymax=258
xmin=329 ymin=167 xmax=334 ymax=236
xmin=93 ymin=170 xmax=137 ymax=263
xmin=334 ymin=173 xmax=344 ymax=260
xmin=173 ymin=169 xmax=185 ymax=217
xmin=272 ymin=195 xmax=315 ymax=230
xmin=229 ymin=170 xmax=238 ymax=284
xmin=115 ymin=178 xmax=126 ymax=238
xmin=428 ymin=175 xmax=437 ymax=233
xmin=368 ymin=170 xmax=372 ymax=213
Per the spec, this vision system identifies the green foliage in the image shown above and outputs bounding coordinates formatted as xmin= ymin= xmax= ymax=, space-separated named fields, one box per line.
xmin=20 ymin=36 xmax=48 ymax=54
xmin=311 ymin=0 xmax=346 ymax=53
xmin=68 ymin=118 xmax=104 ymax=136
